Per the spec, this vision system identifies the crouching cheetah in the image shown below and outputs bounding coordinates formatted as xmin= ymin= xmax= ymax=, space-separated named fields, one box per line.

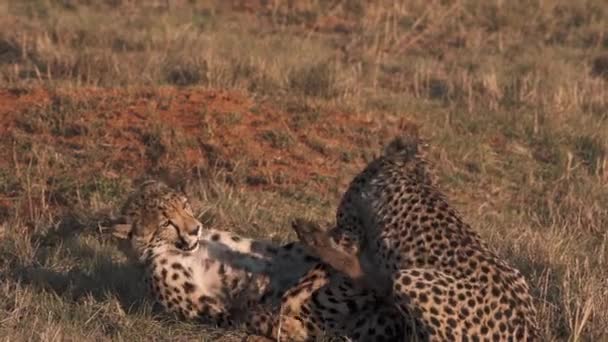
xmin=110 ymin=180 xmax=403 ymax=341
xmin=293 ymin=135 xmax=539 ymax=341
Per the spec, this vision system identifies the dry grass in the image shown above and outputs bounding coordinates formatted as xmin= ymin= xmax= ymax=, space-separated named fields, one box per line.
xmin=0 ymin=0 xmax=607 ymax=341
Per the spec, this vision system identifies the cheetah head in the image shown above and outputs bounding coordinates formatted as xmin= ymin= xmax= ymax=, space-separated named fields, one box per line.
xmin=112 ymin=180 xmax=202 ymax=257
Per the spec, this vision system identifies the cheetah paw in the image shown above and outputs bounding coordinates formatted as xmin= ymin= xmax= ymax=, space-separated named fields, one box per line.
xmin=291 ymin=218 xmax=329 ymax=250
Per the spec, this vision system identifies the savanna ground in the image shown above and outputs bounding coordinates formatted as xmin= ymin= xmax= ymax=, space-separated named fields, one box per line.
xmin=0 ymin=0 xmax=606 ymax=341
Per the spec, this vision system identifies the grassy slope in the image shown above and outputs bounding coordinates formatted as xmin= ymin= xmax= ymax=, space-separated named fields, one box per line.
xmin=0 ymin=0 xmax=607 ymax=340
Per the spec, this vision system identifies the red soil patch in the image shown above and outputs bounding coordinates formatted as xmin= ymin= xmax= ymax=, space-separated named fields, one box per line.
xmin=0 ymin=88 xmax=51 ymax=134
xmin=0 ymin=86 xmax=404 ymax=213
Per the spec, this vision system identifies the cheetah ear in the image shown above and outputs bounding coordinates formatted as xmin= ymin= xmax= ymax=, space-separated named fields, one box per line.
xmin=176 ymin=181 xmax=189 ymax=197
xmin=174 ymin=178 xmax=191 ymax=197
xmin=155 ymin=170 xmax=190 ymax=196
xmin=110 ymin=218 xmax=133 ymax=240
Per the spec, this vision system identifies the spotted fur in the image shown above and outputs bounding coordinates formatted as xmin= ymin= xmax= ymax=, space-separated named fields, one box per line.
xmin=111 ymin=180 xmax=316 ymax=325
xmin=112 ymin=181 xmax=404 ymax=341
xmin=293 ymin=136 xmax=540 ymax=341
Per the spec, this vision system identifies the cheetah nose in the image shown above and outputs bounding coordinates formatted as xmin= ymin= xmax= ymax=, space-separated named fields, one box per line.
xmin=192 ymin=225 xmax=201 ymax=236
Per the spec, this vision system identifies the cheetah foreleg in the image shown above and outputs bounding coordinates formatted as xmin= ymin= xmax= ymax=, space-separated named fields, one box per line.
xmin=291 ymin=219 xmax=366 ymax=280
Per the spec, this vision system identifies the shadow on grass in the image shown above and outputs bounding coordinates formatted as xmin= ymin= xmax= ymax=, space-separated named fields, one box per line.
xmin=4 ymin=211 xmax=152 ymax=315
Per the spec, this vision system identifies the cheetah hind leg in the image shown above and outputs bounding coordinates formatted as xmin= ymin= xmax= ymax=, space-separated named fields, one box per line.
xmin=240 ymin=306 xmax=309 ymax=342
xmin=241 ymin=263 xmax=333 ymax=342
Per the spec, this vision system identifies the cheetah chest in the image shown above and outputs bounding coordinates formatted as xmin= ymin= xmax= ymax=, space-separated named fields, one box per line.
xmin=146 ymin=245 xmax=267 ymax=321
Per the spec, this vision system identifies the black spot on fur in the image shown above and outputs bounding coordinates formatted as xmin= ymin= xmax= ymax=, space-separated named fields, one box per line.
xmin=346 ymin=299 xmax=358 ymax=312
xmin=183 ymin=282 xmax=196 ymax=294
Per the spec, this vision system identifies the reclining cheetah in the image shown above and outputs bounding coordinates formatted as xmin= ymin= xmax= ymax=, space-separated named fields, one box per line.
xmin=110 ymin=180 xmax=317 ymax=325
xmin=292 ymin=135 xmax=539 ymax=341
xmin=110 ymin=180 xmax=403 ymax=341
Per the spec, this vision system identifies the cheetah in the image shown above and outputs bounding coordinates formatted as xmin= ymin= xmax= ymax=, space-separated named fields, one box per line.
xmin=110 ymin=180 xmax=403 ymax=341
xmin=292 ymin=135 xmax=539 ymax=341
xmin=109 ymin=180 xmax=316 ymax=325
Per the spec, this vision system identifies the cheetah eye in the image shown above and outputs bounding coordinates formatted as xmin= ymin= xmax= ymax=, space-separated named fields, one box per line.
xmin=161 ymin=220 xmax=171 ymax=228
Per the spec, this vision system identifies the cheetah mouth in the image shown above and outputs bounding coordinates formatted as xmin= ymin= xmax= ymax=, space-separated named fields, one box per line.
xmin=178 ymin=241 xmax=199 ymax=252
